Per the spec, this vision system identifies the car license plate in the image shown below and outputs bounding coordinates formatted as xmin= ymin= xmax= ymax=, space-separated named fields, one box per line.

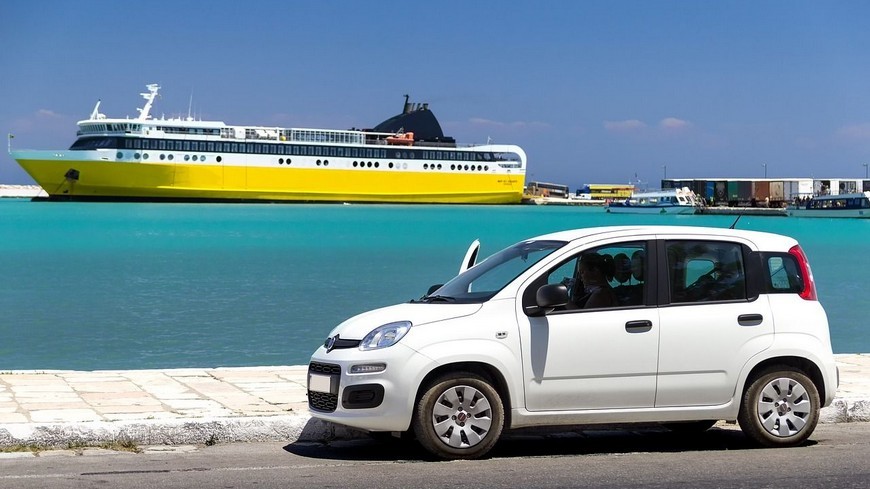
xmin=309 ymin=373 xmax=335 ymax=394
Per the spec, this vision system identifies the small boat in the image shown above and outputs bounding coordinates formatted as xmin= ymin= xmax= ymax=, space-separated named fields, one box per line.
xmin=787 ymin=192 xmax=870 ymax=218
xmin=606 ymin=187 xmax=700 ymax=214
xmin=386 ymin=131 xmax=414 ymax=145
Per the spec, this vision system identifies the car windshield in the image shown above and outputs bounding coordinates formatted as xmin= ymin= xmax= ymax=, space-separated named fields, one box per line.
xmin=418 ymin=239 xmax=566 ymax=304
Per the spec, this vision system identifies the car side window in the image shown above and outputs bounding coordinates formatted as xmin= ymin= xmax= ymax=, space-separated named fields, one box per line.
xmin=763 ymin=254 xmax=804 ymax=293
xmin=667 ymin=240 xmax=747 ymax=303
xmin=543 ymin=241 xmax=647 ymax=310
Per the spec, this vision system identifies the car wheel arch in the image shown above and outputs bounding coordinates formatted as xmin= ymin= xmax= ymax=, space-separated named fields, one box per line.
xmin=740 ymin=356 xmax=827 ymax=403
xmin=414 ymin=362 xmax=514 ymax=427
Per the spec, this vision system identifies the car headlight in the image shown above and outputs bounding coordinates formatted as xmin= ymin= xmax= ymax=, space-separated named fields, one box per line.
xmin=359 ymin=321 xmax=412 ymax=351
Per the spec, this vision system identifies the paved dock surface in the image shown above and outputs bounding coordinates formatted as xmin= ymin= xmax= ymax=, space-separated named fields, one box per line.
xmin=2 ymin=355 xmax=869 ymax=449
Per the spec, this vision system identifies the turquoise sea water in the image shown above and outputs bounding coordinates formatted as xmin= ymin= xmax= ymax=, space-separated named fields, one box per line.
xmin=1 ymin=199 xmax=868 ymax=370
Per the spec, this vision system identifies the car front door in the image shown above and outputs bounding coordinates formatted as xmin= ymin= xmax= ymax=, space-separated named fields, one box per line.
xmin=517 ymin=239 xmax=660 ymax=411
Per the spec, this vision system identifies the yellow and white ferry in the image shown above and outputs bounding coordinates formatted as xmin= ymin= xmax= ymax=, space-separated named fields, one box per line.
xmin=10 ymin=84 xmax=526 ymax=203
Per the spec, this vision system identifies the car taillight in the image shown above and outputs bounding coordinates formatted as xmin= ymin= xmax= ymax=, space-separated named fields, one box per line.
xmin=788 ymin=244 xmax=818 ymax=301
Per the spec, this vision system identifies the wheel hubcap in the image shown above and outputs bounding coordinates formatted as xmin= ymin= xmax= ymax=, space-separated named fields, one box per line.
xmin=431 ymin=385 xmax=493 ymax=449
xmin=757 ymin=377 xmax=812 ymax=437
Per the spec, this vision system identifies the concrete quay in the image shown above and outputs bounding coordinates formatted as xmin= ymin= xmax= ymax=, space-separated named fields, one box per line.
xmin=1 ymin=354 xmax=869 ymax=450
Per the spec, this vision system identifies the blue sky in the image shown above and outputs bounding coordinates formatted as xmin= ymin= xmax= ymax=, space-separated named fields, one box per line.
xmin=3 ymin=1 xmax=870 ymax=190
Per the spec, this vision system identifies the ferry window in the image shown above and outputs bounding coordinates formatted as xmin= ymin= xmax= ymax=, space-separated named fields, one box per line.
xmin=231 ymin=143 xmax=238 ymax=152
xmin=125 ymin=139 xmax=133 ymax=149
xmin=330 ymin=147 xmax=336 ymax=156
xmin=157 ymin=140 xmax=166 ymax=150
xmin=183 ymin=141 xmax=191 ymax=151
xmin=207 ymin=142 xmax=214 ymax=152
xmin=191 ymin=141 xmax=199 ymax=151
xmin=352 ymin=148 xmax=359 ymax=157
xmin=367 ymin=149 xmax=373 ymax=158
xmin=337 ymin=148 xmax=344 ymax=157
xmin=667 ymin=240 xmax=747 ymax=303
xmin=450 ymin=152 xmax=456 ymax=160
xmin=134 ymin=139 xmax=142 ymax=149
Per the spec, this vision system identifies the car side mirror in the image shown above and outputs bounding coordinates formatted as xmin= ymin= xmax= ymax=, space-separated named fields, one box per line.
xmin=426 ymin=284 xmax=443 ymax=296
xmin=532 ymin=283 xmax=569 ymax=315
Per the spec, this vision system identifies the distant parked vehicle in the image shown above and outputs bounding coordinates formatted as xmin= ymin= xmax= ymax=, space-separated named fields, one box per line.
xmin=307 ymin=226 xmax=838 ymax=459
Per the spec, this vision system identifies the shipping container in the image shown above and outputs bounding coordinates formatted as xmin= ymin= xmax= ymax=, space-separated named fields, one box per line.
xmin=738 ymin=181 xmax=752 ymax=203
xmin=705 ymin=181 xmax=716 ymax=202
xmin=864 ymin=180 xmax=870 ymax=192
xmin=727 ymin=181 xmax=739 ymax=202
xmin=770 ymin=181 xmax=785 ymax=202
xmin=753 ymin=181 xmax=771 ymax=201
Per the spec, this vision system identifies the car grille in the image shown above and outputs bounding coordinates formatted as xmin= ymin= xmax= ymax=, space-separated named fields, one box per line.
xmin=308 ymin=361 xmax=341 ymax=412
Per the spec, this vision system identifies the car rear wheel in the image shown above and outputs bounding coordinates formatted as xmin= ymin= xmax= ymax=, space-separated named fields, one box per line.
xmin=738 ymin=368 xmax=819 ymax=447
xmin=412 ymin=372 xmax=504 ymax=460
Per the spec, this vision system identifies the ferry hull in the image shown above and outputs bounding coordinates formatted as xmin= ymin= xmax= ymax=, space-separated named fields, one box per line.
xmin=787 ymin=208 xmax=870 ymax=218
xmin=14 ymin=152 xmax=524 ymax=204
xmin=606 ymin=205 xmax=697 ymax=215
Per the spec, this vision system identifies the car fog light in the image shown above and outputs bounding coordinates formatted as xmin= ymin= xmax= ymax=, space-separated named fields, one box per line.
xmin=350 ymin=363 xmax=387 ymax=374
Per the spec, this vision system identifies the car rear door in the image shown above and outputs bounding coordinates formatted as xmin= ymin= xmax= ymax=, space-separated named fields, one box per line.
xmin=654 ymin=237 xmax=774 ymax=407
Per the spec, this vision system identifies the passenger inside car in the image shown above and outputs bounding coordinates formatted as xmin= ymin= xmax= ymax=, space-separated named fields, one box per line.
xmin=575 ymin=253 xmax=618 ymax=309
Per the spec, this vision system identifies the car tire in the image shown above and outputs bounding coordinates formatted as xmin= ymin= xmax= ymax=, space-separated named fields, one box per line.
xmin=737 ymin=368 xmax=820 ymax=447
xmin=412 ymin=372 xmax=504 ymax=460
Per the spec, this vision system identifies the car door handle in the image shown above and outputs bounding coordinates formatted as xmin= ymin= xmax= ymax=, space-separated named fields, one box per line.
xmin=738 ymin=314 xmax=764 ymax=326
xmin=625 ymin=320 xmax=653 ymax=333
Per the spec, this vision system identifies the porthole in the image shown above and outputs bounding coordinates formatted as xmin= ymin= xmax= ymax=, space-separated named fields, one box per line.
xmin=143 ymin=153 xmax=149 ymax=160
xmin=450 ymin=164 xmax=455 ymax=170
xmin=424 ymin=164 xmax=429 ymax=170
xmin=160 ymin=154 xmax=165 ymax=160
xmin=402 ymin=163 xmax=407 ymax=169
xmin=464 ymin=165 xmax=469 ymax=171
xmin=134 ymin=153 xmax=140 ymax=159
xmin=116 ymin=152 xmax=123 ymax=159
xmin=374 ymin=162 xmax=379 ymax=168
xmin=353 ymin=161 xmax=358 ymax=167
xmin=324 ymin=160 xmax=329 ymax=166
xmin=279 ymin=158 xmax=284 ymax=164
xmin=184 ymin=155 xmax=190 ymax=161
xmin=316 ymin=159 xmax=321 ymax=166
xmin=286 ymin=159 xmax=290 ymax=164
xmin=389 ymin=162 xmax=394 ymax=168
xmin=484 ymin=165 xmax=488 ymax=171
xmin=216 ymin=156 xmax=222 ymax=162
xmin=192 ymin=155 xmax=198 ymax=161
xmin=477 ymin=165 xmax=482 ymax=171
xmin=367 ymin=162 xmax=372 ymax=168
xmin=437 ymin=164 xmax=442 ymax=170
xmin=201 ymin=155 xmax=206 ymax=161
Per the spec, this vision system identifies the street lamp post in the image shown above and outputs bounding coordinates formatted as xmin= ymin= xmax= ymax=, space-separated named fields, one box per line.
xmin=662 ymin=164 xmax=667 ymax=181
xmin=864 ymin=163 xmax=868 ymax=179
xmin=762 ymin=163 xmax=767 ymax=179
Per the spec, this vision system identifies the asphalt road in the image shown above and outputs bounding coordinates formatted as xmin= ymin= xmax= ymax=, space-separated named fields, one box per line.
xmin=2 ymin=423 xmax=870 ymax=489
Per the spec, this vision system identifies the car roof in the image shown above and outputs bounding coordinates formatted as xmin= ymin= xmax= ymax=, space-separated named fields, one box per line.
xmin=530 ymin=225 xmax=798 ymax=251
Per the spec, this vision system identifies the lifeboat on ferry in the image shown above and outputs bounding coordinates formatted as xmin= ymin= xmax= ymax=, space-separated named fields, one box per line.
xmin=386 ymin=131 xmax=415 ymax=146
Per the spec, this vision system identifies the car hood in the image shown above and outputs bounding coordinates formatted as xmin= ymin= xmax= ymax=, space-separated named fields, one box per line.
xmin=330 ymin=302 xmax=483 ymax=339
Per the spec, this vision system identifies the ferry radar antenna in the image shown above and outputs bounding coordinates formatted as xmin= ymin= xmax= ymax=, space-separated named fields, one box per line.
xmin=136 ymin=83 xmax=161 ymax=121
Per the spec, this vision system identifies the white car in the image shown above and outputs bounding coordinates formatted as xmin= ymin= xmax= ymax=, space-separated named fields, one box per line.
xmin=307 ymin=226 xmax=838 ymax=459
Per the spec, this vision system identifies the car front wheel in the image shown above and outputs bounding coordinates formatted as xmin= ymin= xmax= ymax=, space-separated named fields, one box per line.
xmin=738 ymin=368 xmax=820 ymax=447
xmin=412 ymin=372 xmax=504 ymax=460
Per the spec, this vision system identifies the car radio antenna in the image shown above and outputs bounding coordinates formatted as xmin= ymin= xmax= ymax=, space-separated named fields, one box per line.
xmin=729 ymin=215 xmax=742 ymax=229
